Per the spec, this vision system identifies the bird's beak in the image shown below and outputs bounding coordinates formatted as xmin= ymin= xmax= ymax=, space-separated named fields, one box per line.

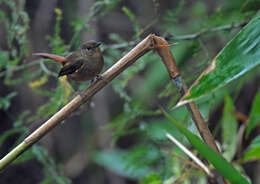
xmin=96 ymin=42 xmax=102 ymax=47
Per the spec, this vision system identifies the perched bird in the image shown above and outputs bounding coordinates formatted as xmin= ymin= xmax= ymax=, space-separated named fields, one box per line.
xmin=33 ymin=40 xmax=104 ymax=82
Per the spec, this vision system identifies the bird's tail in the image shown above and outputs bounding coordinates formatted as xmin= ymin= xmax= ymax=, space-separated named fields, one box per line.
xmin=33 ymin=53 xmax=67 ymax=64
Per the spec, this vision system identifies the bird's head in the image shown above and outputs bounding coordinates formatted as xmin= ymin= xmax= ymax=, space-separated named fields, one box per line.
xmin=80 ymin=40 xmax=102 ymax=57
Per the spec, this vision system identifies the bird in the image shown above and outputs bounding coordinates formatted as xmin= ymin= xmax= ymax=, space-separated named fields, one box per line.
xmin=33 ymin=40 xmax=104 ymax=82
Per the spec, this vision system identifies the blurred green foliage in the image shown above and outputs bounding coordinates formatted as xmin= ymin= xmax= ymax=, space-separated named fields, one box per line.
xmin=221 ymin=95 xmax=238 ymax=162
xmin=246 ymin=90 xmax=260 ymax=137
xmin=163 ymin=109 xmax=250 ymax=184
xmin=0 ymin=0 xmax=260 ymax=183
xmin=242 ymin=135 xmax=260 ymax=161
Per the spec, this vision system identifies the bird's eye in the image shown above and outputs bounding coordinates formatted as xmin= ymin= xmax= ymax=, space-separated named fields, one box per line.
xmin=81 ymin=44 xmax=92 ymax=50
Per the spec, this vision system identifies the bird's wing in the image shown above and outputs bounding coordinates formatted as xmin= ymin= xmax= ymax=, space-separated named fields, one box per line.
xmin=58 ymin=59 xmax=83 ymax=77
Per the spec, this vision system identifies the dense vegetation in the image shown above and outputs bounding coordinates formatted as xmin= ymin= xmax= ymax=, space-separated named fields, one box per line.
xmin=0 ymin=0 xmax=259 ymax=183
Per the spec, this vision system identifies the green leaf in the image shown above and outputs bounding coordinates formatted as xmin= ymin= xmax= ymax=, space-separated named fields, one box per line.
xmin=93 ymin=149 xmax=152 ymax=179
xmin=242 ymin=135 xmax=260 ymax=161
xmin=140 ymin=173 xmax=162 ymax=184
xmin=12 ymin=149 xmax=35 ymax=165
xmin=246 ymin=90 xmax=260 ymax=137
xmin=0 ymin=128 xmax=24 ymax=145
xmin=122 ymin=6 xmax=135 ymax=22
xmin=221 ymin=95 xmax=238 ymax=161
xmin=40 ymin=178 xmax=53 ymax=184
xmin=0 ymin=91 xmax=17 ymax=110
xmin=0 ymin=51 xmax=8 ymax=69
xmin=121 ymin=6 xmax=139 ymax=34
xmin=91 ymin=0 xmax=121 ymax=17
xmin=32 ymin=145 xmax=71 ymax=184
xmin=177 ymin=16 xmax=260 ymax=106
xmin=162 ymin=109 xmax=250 ymax=184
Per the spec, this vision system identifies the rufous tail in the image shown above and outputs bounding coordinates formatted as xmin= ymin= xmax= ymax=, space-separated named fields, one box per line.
xmin=33 ymin=53 xmax=67 ymax=64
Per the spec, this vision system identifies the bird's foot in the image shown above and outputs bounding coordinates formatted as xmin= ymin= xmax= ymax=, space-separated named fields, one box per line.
xmin=90 ymin=74 xmax=109 ymax=84
xmin=76 ymin=91 xmax=83 ymax=98
xmin=95 ymin=74 xmax=107 ymax=82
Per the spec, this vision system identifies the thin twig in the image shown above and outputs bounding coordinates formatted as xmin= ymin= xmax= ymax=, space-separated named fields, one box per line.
xmin=0 ymin=60 xmax=41 ymax=78
xmin=135 ymin=17 xmax=159 ymax=38
xmin=183 ymin=79 xmax=220 ymax=153
xmin=170 ymin=151 xmax=205 ymax=173
xmin=166 ymin=132 xmax=212 ymax=176
xmin=104 ymin=22 xmax=247 ymax=51
xmin=167 ymin=22 xmax=247 ymax=40
xmin=39 ymin=60 xmax=57 ymax=77
xmin=103 ymin=40 xmax=138 ymax=50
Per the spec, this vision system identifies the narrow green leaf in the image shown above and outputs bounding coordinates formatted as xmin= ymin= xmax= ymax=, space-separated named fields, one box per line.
xmin=12 ymin=149 xmax=35 ymax=165
xmin=177 ymin=16 xmax=260 ymax=106
xmin=162 ymin=109 xmax=250 ymax=184
xmin=0 ymin=91 xmax=17 ymax=110
xmin=0 ymin=128 xmax=24 ymax=145
xmin=242 ymin=135 xmax=260 ymax=161
xmin=246 ymin=90 xmax=260 ymax=137
xmin=221 ymin=95 xmax=238 ymax=161
xmin=122 ymin=6 xmax=135 ymax=22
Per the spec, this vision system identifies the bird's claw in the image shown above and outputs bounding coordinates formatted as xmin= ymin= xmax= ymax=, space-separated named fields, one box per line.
xmin=90 ymin=74 xmax=108 ymax=84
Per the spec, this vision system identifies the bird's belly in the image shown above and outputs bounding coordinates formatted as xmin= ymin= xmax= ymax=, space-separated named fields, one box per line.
xmin=68 ymin=58 xmax=104 ymax=82
xmin=68 ymin=71 xmax=95 ymax=82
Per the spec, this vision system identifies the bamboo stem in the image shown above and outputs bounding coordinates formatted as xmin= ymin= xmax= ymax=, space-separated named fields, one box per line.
xmin=0 ymin=34 xmax=155 ymax=171
xmin=154 ymin=36 xmax=220 ymax=153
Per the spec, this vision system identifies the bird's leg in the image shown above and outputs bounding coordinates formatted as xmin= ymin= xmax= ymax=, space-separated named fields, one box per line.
xmin=90 ymin=78 xmax=95 ymax=84
xmin=76 ymin=90 xmax=83 ymax=98
xmin=95 ymin=74 xmax=109 ymax=83
xmin=90 ymin=74 xmax=108 ymax=84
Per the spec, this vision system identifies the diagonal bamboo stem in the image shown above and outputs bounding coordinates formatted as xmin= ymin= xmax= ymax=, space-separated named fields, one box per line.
xmin=0 ymin=34 xmax=155 ymax=171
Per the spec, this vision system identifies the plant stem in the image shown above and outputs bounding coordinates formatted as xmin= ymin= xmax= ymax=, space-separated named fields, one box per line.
xmin=0 ymin=142 xmax=28 ymax=170
xmin=154 ymin=36 xmax=220 ymax=153
xmin=182 ymin=78 xmax=220 ymax=153
xmin=0 ymin=34 xmax=156 ymax=171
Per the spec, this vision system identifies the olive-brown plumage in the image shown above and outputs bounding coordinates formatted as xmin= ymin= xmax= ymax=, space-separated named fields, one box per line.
xmin=33 ymin=40 xmax=104 ymax=82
